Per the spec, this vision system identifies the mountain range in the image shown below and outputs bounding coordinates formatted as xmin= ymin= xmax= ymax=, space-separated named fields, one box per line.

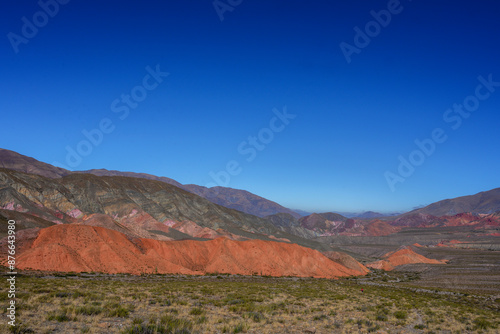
xmin=3 ymin=148 xmax=499 ymax=219
xmin=1 ymin=148 xmax=499 ymax=277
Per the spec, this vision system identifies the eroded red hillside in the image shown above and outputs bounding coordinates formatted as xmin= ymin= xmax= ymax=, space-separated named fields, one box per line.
xmin=366 ymin=247 xmax=447 ymax=271
xmin=3 ymin=224 xmax=367 ymax=278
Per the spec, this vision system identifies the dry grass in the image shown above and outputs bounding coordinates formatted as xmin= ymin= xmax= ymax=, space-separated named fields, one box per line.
xmin=0 ymin=271 xmax=499 ymax=333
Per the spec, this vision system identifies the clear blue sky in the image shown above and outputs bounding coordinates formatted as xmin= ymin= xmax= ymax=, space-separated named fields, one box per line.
xmin=1 ymin=0 xmax=500 ymax=213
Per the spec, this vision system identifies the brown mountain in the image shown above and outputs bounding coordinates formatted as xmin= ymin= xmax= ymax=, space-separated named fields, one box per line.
xmin=407 ymin=188 xmax=500 ymax=216
xmin=181 ymin=185 xmax=301 ymax=218
xmin=0 ymin=224 xmax=367 ymax=278
xmin=355 ymin=211 xmax=385 ymax=219
xmin=0 ymin=148 xmax=70 ymax=178
xmin=390 ymin=212 xmax=500 ymax=229
xmin=0 ymin=148 xmax=300 ymax=218
xmin=80 ymin=169 xmax=183 ymax=188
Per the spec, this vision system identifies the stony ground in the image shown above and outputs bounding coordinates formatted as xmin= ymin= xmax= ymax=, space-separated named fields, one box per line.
xmin=1 ymin=270 xmax=499 ymax=334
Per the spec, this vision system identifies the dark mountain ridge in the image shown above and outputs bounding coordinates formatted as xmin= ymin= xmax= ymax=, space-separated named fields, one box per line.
xmin=405 ymin=188 xmax=500 ymax=216
xmin=0 ymin=148 xmax=300 ymax=218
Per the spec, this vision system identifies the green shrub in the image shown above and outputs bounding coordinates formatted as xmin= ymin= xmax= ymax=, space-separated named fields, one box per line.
xmin=9 ymin=323 xmax=35 ymax=334
xmin=47 ymin=309 xmax=74 ymax=322
xmin=160 ymin=315 xmax=193 ymax=331
xmin=473 ymin=317 xmax=494 ymax=330
xmin=196 ymin=315 xmax=207 ymax=324
xmin=74 ymin=305 xmax=103 ymax=316
xmin=313 ymin=314 xmax=328 ymax=321
xmin=246 ymin=312 xmax=265 ymax=323
xmin=104 ymin=302 xmax=132 ymax=318
xmin=367 ymin=324 xmax=381 ymax=332
xmin=189 ymin=307 xmax=204 ymax=316
xmin=123 ymin=315 xmax=193 ymax=334
xmin=394 ymin=310 xmax=407 ymax=320
xmin=233 ymin=322 xmax=247 ymax=333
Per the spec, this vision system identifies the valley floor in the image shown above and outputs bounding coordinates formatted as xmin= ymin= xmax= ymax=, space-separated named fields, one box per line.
xmin=1 ymin=270 xmax=499 ymax=334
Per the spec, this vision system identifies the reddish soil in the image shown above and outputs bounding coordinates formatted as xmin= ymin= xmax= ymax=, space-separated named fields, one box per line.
xmin=168 ymin=220 xmax=247 ymax=240
xmin=366 ymin=247 xmax=447 ymax=271
xmin=436 ymin=239 xmax=466 ymax=247
xmin=4 ymin=224 xmax=367 ymax=279
xmin=364 ymin=220 xmax=399 ymax=236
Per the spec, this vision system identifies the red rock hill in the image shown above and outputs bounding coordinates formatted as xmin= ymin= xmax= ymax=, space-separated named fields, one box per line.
xmin=5 ymin=224 xmax=368 ymax=278
xmin=366 ymin=247 xmax=447 ymax=271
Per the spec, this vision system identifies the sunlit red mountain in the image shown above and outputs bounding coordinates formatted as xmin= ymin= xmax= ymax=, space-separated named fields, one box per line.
xmin=1 ymin=224 xmax=367 ymax=278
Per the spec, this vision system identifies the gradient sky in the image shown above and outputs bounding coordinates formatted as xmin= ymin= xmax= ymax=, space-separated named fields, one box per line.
xmin=1 ymin=0 xmax=500 ymax=213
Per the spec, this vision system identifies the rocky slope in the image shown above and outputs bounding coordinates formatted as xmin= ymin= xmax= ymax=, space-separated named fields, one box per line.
xmin=1 ymin=224 xmax=367 ymax=278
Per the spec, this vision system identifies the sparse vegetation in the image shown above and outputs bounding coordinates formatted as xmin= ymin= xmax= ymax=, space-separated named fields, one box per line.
xmin=0 ymin=270 xmax=498 ymax=333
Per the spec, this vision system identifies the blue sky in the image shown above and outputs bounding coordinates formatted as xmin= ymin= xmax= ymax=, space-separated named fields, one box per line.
xmin=1 ymin=0 xmax=500 ymax=213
